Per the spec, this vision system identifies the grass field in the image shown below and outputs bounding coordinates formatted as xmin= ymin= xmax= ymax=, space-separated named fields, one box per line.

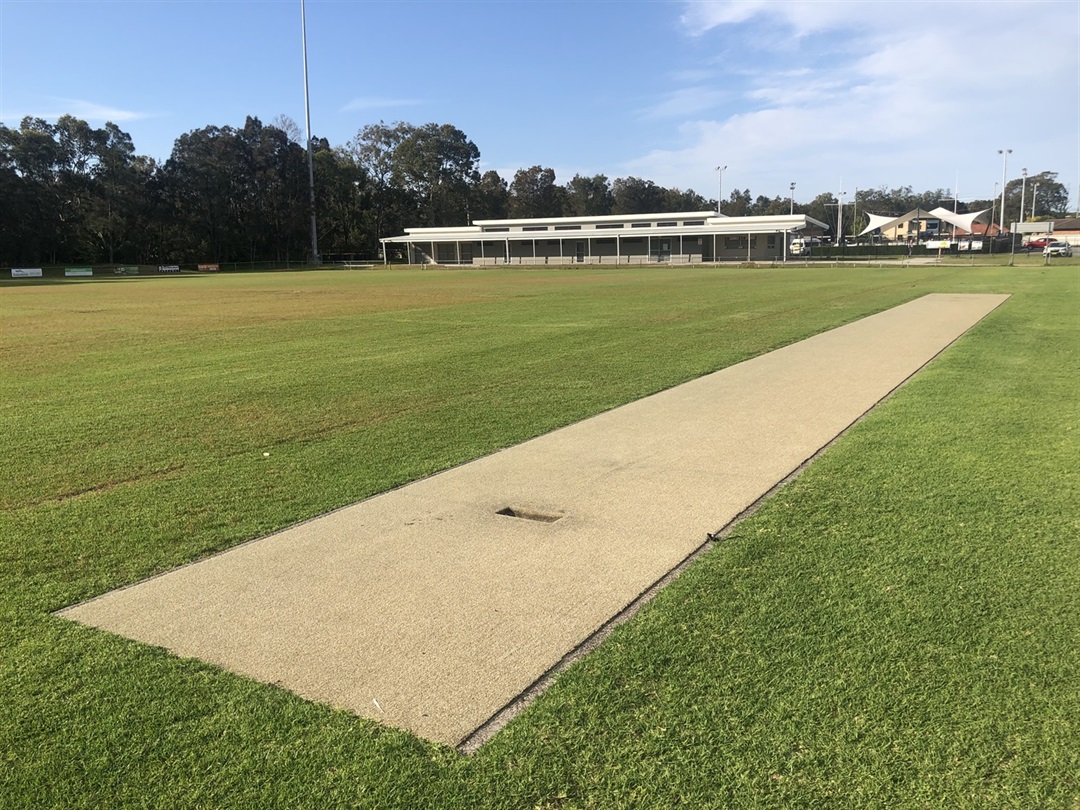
xmin=2 ymin=261 xmax=1077 ymax=808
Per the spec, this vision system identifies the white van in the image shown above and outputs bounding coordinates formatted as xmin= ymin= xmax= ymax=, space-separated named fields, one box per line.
xmin=790 ymin=238 xmax=811 ymax=256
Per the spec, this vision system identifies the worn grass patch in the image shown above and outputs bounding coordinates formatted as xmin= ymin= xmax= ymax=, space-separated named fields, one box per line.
xmin=2 ymin=264 xmax=1077 ymax=807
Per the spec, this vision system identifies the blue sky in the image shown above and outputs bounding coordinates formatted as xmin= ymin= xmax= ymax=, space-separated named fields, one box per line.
xmin=2 ymin=0 xmax=1078 ymax=208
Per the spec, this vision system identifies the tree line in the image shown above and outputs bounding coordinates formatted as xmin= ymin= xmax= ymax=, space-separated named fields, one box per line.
xmin=1 ymin=114 xmax=1071 ymax=266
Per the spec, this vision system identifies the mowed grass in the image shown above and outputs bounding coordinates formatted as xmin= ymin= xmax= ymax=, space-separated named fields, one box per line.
xmin=1 ymin=263 xmax=1077 ymax=808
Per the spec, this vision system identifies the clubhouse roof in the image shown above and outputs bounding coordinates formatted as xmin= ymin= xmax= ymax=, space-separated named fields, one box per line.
xmin=380 ymin=210 xmax=829 ymax=265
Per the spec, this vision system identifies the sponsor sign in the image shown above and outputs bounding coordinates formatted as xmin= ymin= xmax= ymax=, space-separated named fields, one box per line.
xmin=157 ymin=265 xmax=181 ymax=274
xmin=12 ymin=268 xmax=43 ymax=278
xmin=115 ymin=266 xmax=140 ymax=275
xmin=197 ymin=263 xmax=220 ymax=272
xmin=925 ymin=240 xmax=951 ymax=249
xmin=65 ymin=267 xmax=94 ymax=277
xmin=969 ymin=240 xmax=984 ymax=251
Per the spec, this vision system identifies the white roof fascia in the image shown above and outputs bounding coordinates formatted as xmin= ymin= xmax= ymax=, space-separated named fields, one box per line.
xmin=473 ymin=211 xmax=719 ymax=228
xmin=403 ymin=225 xmax=484 ymax=236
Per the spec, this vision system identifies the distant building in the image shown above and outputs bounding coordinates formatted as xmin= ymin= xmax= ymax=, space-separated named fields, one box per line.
xmin=380 ymin=211 xmax=829 ymax=265
xmin=1018 ymin=218 xmax=1080 ymax=246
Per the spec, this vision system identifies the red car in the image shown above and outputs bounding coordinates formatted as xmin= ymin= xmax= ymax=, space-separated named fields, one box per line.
xmin=1024 ymin=238 xmax=1052 ymax=250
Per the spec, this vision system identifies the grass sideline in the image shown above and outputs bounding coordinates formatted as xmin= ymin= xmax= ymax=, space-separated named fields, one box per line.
xmin=2 ymin=263 xmax=1077 ymax=807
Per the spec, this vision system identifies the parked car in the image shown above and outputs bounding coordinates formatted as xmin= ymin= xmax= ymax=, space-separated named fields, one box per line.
xmin=1043 ymin=241 xmax=1073 ymax=257
xmin=1024 ymin=238 xmax=1052 ymax=250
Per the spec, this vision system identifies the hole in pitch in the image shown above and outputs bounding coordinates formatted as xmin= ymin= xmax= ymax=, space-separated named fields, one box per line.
xmin=496 ymin=506 xmax=564 ymax=523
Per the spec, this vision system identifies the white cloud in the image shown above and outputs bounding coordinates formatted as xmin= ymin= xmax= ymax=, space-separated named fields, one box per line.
xmin=626 ymin=0 xmax=1079 ymax=199
xmin=639 ymin=86 xmax=731 ymax=120
xmin=3 ymin=98 xmax=160 ymax=124
xmin=680 ymin=0 xmax=863 ymax=38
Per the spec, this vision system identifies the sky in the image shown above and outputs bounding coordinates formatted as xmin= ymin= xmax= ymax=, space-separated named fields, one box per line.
xmin=2 ymin=0 xmax=1078 ymax=208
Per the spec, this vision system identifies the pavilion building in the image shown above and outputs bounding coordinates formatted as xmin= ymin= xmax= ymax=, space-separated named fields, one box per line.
xmin=380 ymin=211 xmax=828 ymax=265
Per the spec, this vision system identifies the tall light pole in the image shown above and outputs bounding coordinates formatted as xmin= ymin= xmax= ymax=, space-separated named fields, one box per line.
xmin=301 ymin=0 xmax=320 ymax=264
xmin=990 ymin=182 xmax=999 ymax=245
xmin=836 ymin=183 xmax=845 ymax=247
xmin=789 ymin=182 xmax=796 ymax=215
xmin=1031 ymin=182 xmax=1039 ymax=221
xmin=715 ymin=165 xmax=727 ymax=215
xmin=998 ymin=148 xmax=1011 ymax=233
xmin=1019 ymin=168 xmax=1028 ymax=226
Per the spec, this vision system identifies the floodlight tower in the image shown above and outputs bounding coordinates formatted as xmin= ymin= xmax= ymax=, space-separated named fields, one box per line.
xmin=789 ymin=182 xmax=796 ymax=215
xmin=998 ymin=148 xmax=1012 ymax=233
xmin=715 ymin=165 xmax=727 ymax=215
xmin=1019 ymin=168 xmax=1028 ymax=224
xmin=301 ymin=0 xmax=320 ymax=264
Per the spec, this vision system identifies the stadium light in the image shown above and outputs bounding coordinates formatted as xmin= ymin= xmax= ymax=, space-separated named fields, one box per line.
xmin=302 ymin=0 xmax=320 ymax=264
xmin=1019 ymin=168 xmax=1028 ymax=224
xmin=998 ymin=148 xmax=1011 ymax=233
xmin=715 ymin=165 xmax=727 ymax=215
xmin=789 ymin=182 xmax=796 ymax=215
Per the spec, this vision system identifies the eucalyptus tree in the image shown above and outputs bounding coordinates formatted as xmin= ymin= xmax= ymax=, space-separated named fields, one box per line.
xmin=394 ymin=122 xmax=480 ymax=226
xmin=313 ymin=146 xmax=368 ymax=256
xmin=470 ymin=170 xmax=510 ymax=221
xmin=661 ymin=186 xmax=710 ymax=213
xmin=1000 ymin=171 xmax=1069 ymax=224
xmin=158 ymin=116 xmax=310 ymax=262
xmin=0 ymin=115 xmax=156 ymax=264
xmin=564 ymin=174 xmax=613 ymax=216
xmin=508 ymin=166 xmax=565 ymax=218
xmin=84 ymin=123 xmax=156 ymax=264
xmin=0 ymin=119 xmax=56 ymax=264
xmin=611 ymin=176 xmax=665 ymax=214
xmin=349 ymin=121 xmax=414 ymax=243
xmin=721 ymin=188 xmax=753 ymax=218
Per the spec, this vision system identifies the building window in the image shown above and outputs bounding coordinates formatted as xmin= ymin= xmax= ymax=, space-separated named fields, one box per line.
xmin=632 ymin=222 xmax=652 ymax=228
xmin=596 ymin=223 xmax=624 ymax=229
xmin=767 ymin=235 xmax=776 ymax=249
xmin=683 ymin=220 xmax=704 ymax=226
xmin=523 ymin=226 xmax=548 ymax=232
xmin=657 ymin=221 xmax=677 ymax=227
xmin=485 ymin=227 xmax=509 ymax=232
xmin=555 ymin=225 xmax=581 ymax=231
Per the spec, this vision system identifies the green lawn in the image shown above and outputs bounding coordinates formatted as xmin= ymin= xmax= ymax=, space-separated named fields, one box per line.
xmin=2 ymin=261 xmax=1077 ymax=808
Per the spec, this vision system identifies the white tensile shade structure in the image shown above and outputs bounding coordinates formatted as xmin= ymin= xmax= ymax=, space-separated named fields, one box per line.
xmin=858 ymin=207 xmax=992 ymax=238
